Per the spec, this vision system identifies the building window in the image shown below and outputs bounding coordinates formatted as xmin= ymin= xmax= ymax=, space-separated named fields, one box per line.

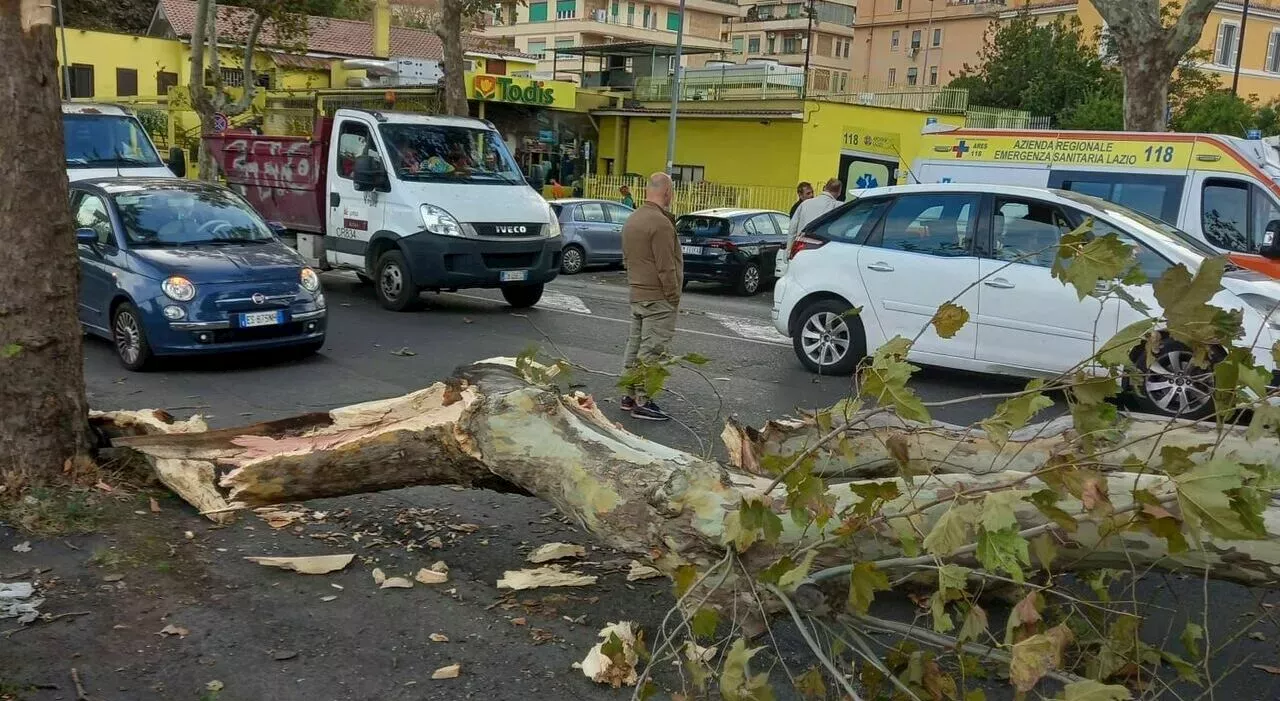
xmin=787 ymin=3 xmax=801 ymax=18
xmin=68 ymin=64 xmax=94 ymax=98
xmin=783 ymin=35 xmax=800 ymax=54
xmin=814 ymin=69 xmax=830 ymax=91
xmin=891 ymin=30 xmax=900 ymax=51
xmin=932 ymin=27 xmax=942 ymax=47
xmin=527 ymin=39 xmax=547 ymax=58
xmin=888 ymin=67 xmax=896 ymax=86
xmin=610 ymin=0 xmax=619 ymax=18
xmin=767 ymin=35 xmax=776 ymax=53
xmin=1215 ymin=20 xmax=1239 ymax=66
xmin=748 ymin=36 xmax=760 ymax=53
xmin=555 ymin=0 xmax=575 ymax=18
xmin=844 ymin=39 xmax=851 ymax=58
xmin=115 ymin=68 xmax=138 ymax=97
xmin=911 ymin=29 xmax=921 ymax=49
xmin=156 ymin=70 xmax=178 ymax=96
xmin=929 ymin=65 xmax=938 ymax=85
xmin=907 ymin=67 xmax=918 ymax=85
xmin=672 ymin=164 xmax=704 ymax=183
xmin=555 ymin=38 xmax=574 ymax=57
xmin=1268 ymin=30 xmax=1280 ymax=73
xmin=666 ymin=9 xmax=681 ymax=31
xmin=642 ymin=6 xmax=650 ymax=28
xmin=733 ymin=36 xmax=744 ymax=53
xmin=895 ymin=0 xmax=903 ymax=10
xmin=837 ymin=71 xmax=847 ymax=92
xmin=529 ymin=1 xmax=548 ymax=22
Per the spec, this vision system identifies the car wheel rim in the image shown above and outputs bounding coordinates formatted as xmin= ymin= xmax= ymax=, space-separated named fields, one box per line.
xmin=1144 ymin=349 xmax=1213 ymax=415
xmin=114 ymin=311 xmax=142 ymax=365
xmin=800 ymin=312 xmax=850 ymax=367
xmin=564 ymin=248 xmax=583 ymax=273
xmin=380 ymin=263 xmax=403 ymax=300
xmin=744 ymin=266 xmax=760 ymax=293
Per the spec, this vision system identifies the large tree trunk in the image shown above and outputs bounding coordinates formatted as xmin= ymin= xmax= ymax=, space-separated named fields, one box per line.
xmin=435 ymin=0 xmax=470 ymax=117
xmin=102 ymin=361 xmax=1280 ymax=598
xmin=1117 ymin=51 xmax=1179 ymax=132
xmin=0 ymin=0 xmax=92 ymax=491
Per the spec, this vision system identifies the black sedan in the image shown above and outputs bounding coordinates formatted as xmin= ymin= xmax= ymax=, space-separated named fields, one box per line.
xmin=677 ymin=208 xmax=790 ymax=296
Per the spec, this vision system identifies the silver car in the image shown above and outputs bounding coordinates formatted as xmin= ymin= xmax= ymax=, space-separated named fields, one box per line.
xmin=550 ymin=198 xmax=634 ymax=274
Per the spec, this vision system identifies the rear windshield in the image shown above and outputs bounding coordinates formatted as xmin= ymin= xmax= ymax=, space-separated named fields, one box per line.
xmin=676 ymin=216 xmax=730 ymax=237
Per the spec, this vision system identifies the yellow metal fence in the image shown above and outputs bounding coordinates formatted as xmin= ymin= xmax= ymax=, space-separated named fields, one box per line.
xmin=583 ymin=175 xmax=795 ymax=216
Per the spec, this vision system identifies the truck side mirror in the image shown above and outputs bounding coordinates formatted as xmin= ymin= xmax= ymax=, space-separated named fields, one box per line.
xmin=1264 ymin=220 xmax=1280 ymax=259
xmin=76 ymin=228 xmax=99 ymax=245
xmin=169 ymin=147 xmax=187 ymax=178
xmin=353 ymin=155 xmax=388 ymax=192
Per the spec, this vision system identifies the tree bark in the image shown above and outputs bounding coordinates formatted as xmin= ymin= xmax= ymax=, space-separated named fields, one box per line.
xmin=102 ymin=361 xmax=1280 ymax=594
xmin=1092 ymin=0 xmax=1218 ymax=131
xmin=436 ymin=0 xmax=470 ymax=117
xmin=187 ymin=0 xmax=266 ymax=181
xmin=0 ymin=0 xmax=92 ymax=491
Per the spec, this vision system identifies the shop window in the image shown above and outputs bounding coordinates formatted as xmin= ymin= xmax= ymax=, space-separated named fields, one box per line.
xmin=555 ymin=0 xmax=575 ymax=19
xmin=156 ymin=70 xmax=178 ymax=96
xmin=666 ymin=10 xmax=681 ymax=31
xmin=529 ymin=1 xmax=548 ymax=22
xmin=68 ymin=64 xmax=94 ymax=98
xmin=747 ymin=36 xmax=760 ymax=53
xmin=672 ymin=164 xmax=704 ymax=183
xmin=116 ymin=68 xmax=138 ymax=97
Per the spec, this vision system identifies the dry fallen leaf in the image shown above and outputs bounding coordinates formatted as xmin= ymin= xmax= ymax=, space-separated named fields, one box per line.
xmin=183 ymin=531 xmax=195 ymax=540
xmin=149 ymin=497 xmax=161 ymax=513
xmin=429 ymin=633 xmax=449 ymax=642
xmin=381 ymin=576 xmax=414 ymax=589
xmin=430 ymin=561 xmax=449 ymax=574
xmin=626 ymin=560 xmax=662 ymax=582
xmin=244 ymin=554 xmax=355 ymax=575
xmin=320 ymin=595 xmax=338 ymax=602
xmin=578 ymin=621 xmax=639 ymax=688
xmin=448 ymin=523 xmax=481 ymax=534
xmin=205 ymin=680 xmax=224 ymax=692
xmin=497 ymin=565 xmax=597 ymax=591
xmin=1249 ymin=631 xmax=1268 ymax=641
xmin=11 ymin=541 xmax=31 ymax=553
xmin=511 ymin=617 xmax=527 ymax=626
xmin=157 ymin=624 xmax=189 ymax=638
xmin=1254 ymin=664 xmax=1280 ymax=675
xmin=372 ymin=567 xmax=387 ymax=585
xmin=426 ymin=537 xmax=444 ymax=549
xmin=432 ymin=663 xmax=460 ymax=680
xmin=391 ymin=347 xmax=417 ymax=357
xmin=415 ymin=568 xmax=448 ymax=585
xmin=527 ymin=542 xmax=586 ymax=564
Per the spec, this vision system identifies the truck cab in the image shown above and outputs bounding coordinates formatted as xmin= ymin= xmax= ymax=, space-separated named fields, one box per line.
xmin=210 ymin=109 xmax=561 ymax=311
xmin=62 ymin=103 xmax=184 ymax=181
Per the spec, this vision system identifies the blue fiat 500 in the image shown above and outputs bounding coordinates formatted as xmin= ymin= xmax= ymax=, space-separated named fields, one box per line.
xmin=71 ymin=178 xmax=327 ymax=370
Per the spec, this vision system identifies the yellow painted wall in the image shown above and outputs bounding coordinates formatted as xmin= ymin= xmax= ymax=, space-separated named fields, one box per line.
xmin=621 ymin=117 xmax=804 ymax=187
xmin=797 ymin=102 xmax=966 ymax=184
xmin=56 ymin=29 xmax=184 ymax=98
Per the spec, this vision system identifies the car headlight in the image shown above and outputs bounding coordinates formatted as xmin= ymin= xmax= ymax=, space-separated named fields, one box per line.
xmin=544 ymin=203 xmax=562 ymax=238
xmin=420 ymin=204 xmax=465 ymax=237
xmin=1240 ymin=294 xmax=1280 ymax=330
xmin=300 ymin=267 xmax=321 ymax=293
xmin=162 ymin=276 xmax=196 ymax=301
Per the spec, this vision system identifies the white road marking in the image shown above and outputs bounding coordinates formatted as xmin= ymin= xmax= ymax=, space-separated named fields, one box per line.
xmin=704 ymin=312 xmax=790 ymax=346
xmin=536 ymin=289 xmax=592 ymax=315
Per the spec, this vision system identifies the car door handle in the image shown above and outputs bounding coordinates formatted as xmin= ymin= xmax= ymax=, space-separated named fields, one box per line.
xmin=866 ymin=262 xmax=894 ymax=272
xmin=329 ymin=192 xmax=340 ymax=207
xmin=984 ymin=278 xmax=1016 ymax=289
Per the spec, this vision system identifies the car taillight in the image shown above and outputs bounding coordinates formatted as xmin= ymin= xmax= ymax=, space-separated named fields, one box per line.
xmin=706 ymin=239 xmax=739 ymax=252
xmin=789 ymin=235 xmax=826 ymax=260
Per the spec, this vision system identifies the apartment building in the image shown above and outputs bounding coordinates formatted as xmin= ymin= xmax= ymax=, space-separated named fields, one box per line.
xmin=481 ymin=0 xmax=735 ymax=79
xmin=724 ymin=0 xmax=858 ymax=93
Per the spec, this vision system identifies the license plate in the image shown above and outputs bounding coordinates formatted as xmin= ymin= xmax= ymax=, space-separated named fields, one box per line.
xmin=681 ymin=245 xmax=704 ymax=256
xmin=500 ymin=270 xmax=528 ymax=282
xmin=239 ymin=310 xmax=284 ymax=328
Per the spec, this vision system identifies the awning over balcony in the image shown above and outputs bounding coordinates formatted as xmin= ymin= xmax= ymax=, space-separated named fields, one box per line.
xmin=552 ymin=41 xmax=725 ymax=60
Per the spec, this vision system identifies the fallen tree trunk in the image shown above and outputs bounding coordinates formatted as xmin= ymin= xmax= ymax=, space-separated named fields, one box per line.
xmin=101 ymin=360 xmax=1280 ymax=593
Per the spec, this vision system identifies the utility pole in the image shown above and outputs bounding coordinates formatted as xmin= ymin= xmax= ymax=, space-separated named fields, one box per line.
xmin=664 ymin=0 xmax=686 ymax=175
xmin=921 ymin=0 xmax=936 ymax=83
xmin=56 ymin=0 xmax=71 ymax=98
xmin=801 ymin=0 xmax=815 ymax=97
xmin=1232 ymin=0 xmax=1251 ymax=96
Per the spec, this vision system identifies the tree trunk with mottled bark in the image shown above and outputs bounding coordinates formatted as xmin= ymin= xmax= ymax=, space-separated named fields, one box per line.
xmin=436 ymin=0 xmax=470 ymax=117
xmin=0 ymin=0 xmax=92 ymax=491
xmin=101 ymin=360 xmax=1280 ymax=600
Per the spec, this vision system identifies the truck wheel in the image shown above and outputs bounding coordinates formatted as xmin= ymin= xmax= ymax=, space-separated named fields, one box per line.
xmin=501 ymin=284 xmax=544 ymax=309
xmin=374 ymin=250 xmax=419 ymax=312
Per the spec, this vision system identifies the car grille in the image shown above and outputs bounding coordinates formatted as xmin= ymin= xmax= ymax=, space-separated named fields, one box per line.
xmin=482 ymin=252 xmax=539 ymax=270
xmin=472 ymin=223 xmax=544 ymax=238
xmin=212 ymin=322 xmax=308 ymax=344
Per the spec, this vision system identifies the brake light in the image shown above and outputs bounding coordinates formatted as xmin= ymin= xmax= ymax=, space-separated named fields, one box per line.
xmin=706 ymin=239 xmax=739 ymax=252
xmin=789 ymin=235 xmax=826 ymax=260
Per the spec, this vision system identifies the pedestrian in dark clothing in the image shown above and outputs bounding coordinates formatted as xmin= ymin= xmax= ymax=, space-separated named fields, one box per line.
xmin=789 ymin=181 xmax=814 ymax=217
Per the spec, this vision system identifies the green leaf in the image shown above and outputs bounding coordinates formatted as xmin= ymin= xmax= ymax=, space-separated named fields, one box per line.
xmin=1097 ymin=318 xmax=1158 ymax=367
xmin=975 ymin=527 xmax=1031 ymax=582
xmin=1030 ymin=532 xmax=1059 ymax=568
xmin=979 ymin=490 xmax=1031 ymax=532
xmin=783 ymin=462 xmax=834 ymax=529
xmin=965 ymin=691 xmax=987 ymax=701
xmin=1010 ymin=624 xmax=1073 ymax=692
xmin=922 ymin=503 xmax=980 ymax=556
xmin=1059 ymin=680 xmax=1133 ymax=701
xmin=722 ymin=498 xmax=784 ymax=552
xmin=690 ymin=607 xmax=719 ymax=640
xmin=1213 ymin=348 xmax=1271 ymax=415
xmin=1070 ymin=372 xmax=1119 ymax=406
xmin=0 ymin=343 xmax=21 ymax=359
xmin=793 ymin=667 xmax=827 ymax=700
xmin=929 ymin=590 xmax=955 ymax=633
xmin=637 ymin=680 xmax=658 ymax=701
xmin=673 ymin=565 xmax=698 ymax=598
xmin=776 ymin=551 xmax=817 ymax=592
xmin=1172 ymin=458 xmax=1257 ymax=539
xmin=758 ymin=556 xmax=798 ymax=586
xmin=1153 ymin=259 xmax=1242 ymax=351
xmin=981 ymin=381 xmax=1053 ymax=444
xmin=1051 ymin=226 xmax=1136 ymax=300
xmin=860 ymin=336 xmax=931 ymax=424
xmin=1029 ymin=489 xmax=1079 ymax=533
xmin=1070 ymin=399 xmax=1119 ymax=445
xmin=849 ymin=481 xmax=900 ymax=519
xmin=1159 ymin=444 xmax=1211 ymax=476
xmin=937 ymin=564 xmax=971 ymax=593
xmin=846 ymin=561 xmax=890 ymax=614
xmin=720 ymin=638 xmax=774 ymax=701
xmin=958 ymin=603 xmax=989 ymax=643
xmin=1161 ymin=650 xmax=1202 ymax=684
xmin=931 ymin=301 xmax=970 ymax=339
xmin=1180 ymin=622 xmax=1204 ymax=661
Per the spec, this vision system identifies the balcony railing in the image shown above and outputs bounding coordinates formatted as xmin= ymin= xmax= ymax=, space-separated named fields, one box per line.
xmin=634 ymin=71 xmax=970 ymax=114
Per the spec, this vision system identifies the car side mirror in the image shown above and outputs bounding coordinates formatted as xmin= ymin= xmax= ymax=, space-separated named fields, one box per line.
xmin=352 ymin=155 xmax=388 ymax=192
xmin=1263 ymin=220 xmax=1280 ymax=259
xmin=168 ymin=146 xmax=187 ymax=178
xmin=267 ymin=221 xmax=287 ymax=237
xmin=76 ymin=228 xmax=99 ymax=245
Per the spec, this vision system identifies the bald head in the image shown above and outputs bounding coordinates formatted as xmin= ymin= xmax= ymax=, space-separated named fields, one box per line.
xmin=647 ymin=172 xmax=674 ymax=209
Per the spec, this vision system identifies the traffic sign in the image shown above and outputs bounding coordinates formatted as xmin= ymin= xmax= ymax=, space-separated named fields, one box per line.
xmin=212 ymin=112 xmax=229 ymax=133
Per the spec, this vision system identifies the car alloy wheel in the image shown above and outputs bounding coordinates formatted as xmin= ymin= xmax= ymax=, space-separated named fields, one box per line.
xmin=380 ymin=260 xmax=404 ymax=301
xmin=1142 ymin=348 xmax=1214 ymax=416
xmin=741 ymin=265 xmax=760 ymax=294
xmin=800 ymin=311 xmax=850 ymax=368
xmin=561 ymin=246 xmax=585 ymax=275
xmin=113 ymin=309 xmax=143 ymax=366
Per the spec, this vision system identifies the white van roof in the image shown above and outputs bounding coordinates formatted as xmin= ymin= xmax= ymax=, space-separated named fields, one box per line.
xmin=62 ymin=103 xmax=132 ymax=116
xmin=333 ymin=108 xmax=495 ymax=130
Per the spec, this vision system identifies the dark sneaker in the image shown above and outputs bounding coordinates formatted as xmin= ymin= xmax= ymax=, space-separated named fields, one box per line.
xmin=620 ymin=396 xmax=636 ymax=412
xmin=631 ymin=401 xmax=670 ymax=422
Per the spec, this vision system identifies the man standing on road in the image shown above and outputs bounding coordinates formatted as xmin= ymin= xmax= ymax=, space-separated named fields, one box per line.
xmin=619 ymin=184 xmax=636 ymax=209
xmin=620 ymin=172 xmax=682 ymax=422
xmin=789 ymin=181 xmax=814 ymax=217
xmin=780 ymin=178 xmax=843 ymax=277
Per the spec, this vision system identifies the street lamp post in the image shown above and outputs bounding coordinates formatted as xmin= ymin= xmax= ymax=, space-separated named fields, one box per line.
xmin=664 ymin=0 xmax=686 ymax=175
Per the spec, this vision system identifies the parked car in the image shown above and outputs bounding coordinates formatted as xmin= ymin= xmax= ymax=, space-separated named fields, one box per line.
xmin=678 ymin=208 xmax=790 ymax=296
xmin=773 ymin=183 xmax=1280 ymax=418
xmin=550 ymin=198 xmax=634 ymax=274
xmin=72 ymin=178 xmax=327 ymax=370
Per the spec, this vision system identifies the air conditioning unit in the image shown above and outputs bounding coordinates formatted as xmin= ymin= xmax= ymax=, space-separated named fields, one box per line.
xmin=767 ymin=32 xmax=777 ymax=38
xmin=907 ymin=46 xmax=919 ymax=58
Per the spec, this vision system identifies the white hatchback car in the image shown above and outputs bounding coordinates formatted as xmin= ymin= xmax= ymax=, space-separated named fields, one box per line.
xmin=772 ymin=183 xmax=1280 ymax=418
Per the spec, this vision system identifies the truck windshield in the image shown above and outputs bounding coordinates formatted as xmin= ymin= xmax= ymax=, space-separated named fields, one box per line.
xmin=63 ymin=114 xmax=163 ymax=169
xmin=379 ymin=123 xmax=524 ymax=184
xmin=111 ymin=187 xmax=274 ymax=246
